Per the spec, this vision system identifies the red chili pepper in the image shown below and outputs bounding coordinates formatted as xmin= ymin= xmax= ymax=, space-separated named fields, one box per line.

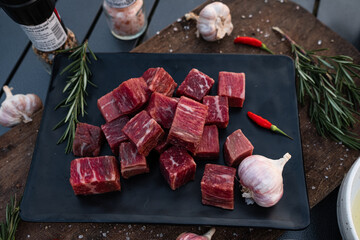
xmin=247 ymin=111 xmax=293 ymax=140
xmin=234 ymin=36 xmax=274 ymax=54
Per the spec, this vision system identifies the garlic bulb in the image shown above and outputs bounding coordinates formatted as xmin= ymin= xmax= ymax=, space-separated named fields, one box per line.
xmin=185 ymin=2 xmax=233 ymax=42
xmin=176 ymin=228 xmax=216 ymax=240
xmin=238 ymin=153 xmax=291 ymax=207
xmin=0 ymin=86 xmax=42 ymax=127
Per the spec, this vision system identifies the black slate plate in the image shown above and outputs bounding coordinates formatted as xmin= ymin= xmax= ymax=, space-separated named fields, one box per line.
xmin=20 ymin=53 xmax=310 ymax=229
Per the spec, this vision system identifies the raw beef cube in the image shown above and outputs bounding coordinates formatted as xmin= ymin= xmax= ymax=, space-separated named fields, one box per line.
xmin=224 ymin=129 xmax=253 ymax=167
xmin=167 ymin=96 xmax=208 ymax=153
xmin=112 ymin=77 xmax=150 ymax=115
xmin=73 ymin=122 xmax=103 ymax=157
xmin=201 ymin=164 xmax=236 ymax=210
xmin=159 ymin=146 xmax=196 ymax=190
xmin=122 ymin=110 xmax=164 ymax=156
xmin=69 ymin=156 xmax=121 ymax=195
xmin=218 ymin=71 xmax=246 ymax=107
xmin=194 ymin=125 xmax=219 ymax=159
xmin=119 ymin=142 xmax=149 ymax=179
xmin=146 ymin=92 xmax=179 ymax=129
xmin=203 ymin=95 xmax=229 ymax=128
xmin=142 ymin=67 xmax=177 ymax=97
xmin=176 ymin=68 xmax=215 ymax=101
xmin=101 ymin=116 xmax=129 ymax=155
xmin=97 ymin=91 xmax=123 ymax=122
xmin=154 ymin=133 xmax=170 ymax=153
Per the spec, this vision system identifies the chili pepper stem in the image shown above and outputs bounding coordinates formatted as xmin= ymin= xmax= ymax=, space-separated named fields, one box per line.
xmin=270 ymin=125 xmax=293 ymax=140
xmin=261 ymin=44 xmax=274 ymax=54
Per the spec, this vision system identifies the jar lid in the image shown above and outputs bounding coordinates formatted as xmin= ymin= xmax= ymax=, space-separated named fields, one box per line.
xmin=105 ymin=0 xmax=136 ymax=9
xmin=0 ymin=0 xmax=37 ymax=8
xmin=0 ymin=0 xmax=55 ymax=25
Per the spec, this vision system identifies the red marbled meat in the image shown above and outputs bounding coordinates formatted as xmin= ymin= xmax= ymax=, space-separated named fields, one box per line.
xmin=69 ymin=156 xmax=121 ymax=195
xmin=146 ymin=92 xmax=179 ymax=129
xmin=159 ymin=146 xmax=196 ymax=190
xmin=201 ymin=164 xmax=236 ymax=210
xmin=101 ymin=116 xmax=129 ymax=155
xmin=119 ymin=142 xmax=149 ymax=179
xmin=97 ymin=91 xmax=123 ymax=122
xmin=194 ymin=125 xmax=219 ymax=159
xmin=167 ymin=96 xmax=208 ymax=153
xmin=73 ymin=122 xmax=103 ymax=157
xmin=202 ymin=95 xmax=229 ymax=128
xmin=122 ymin=110 xmax=164 ymax=156
xmin=176 ymin=68 xmax=215 ymax=101
xmin=112 ymin=77 xmax=150 ymax=115
xmin=218 ymin=71 xmax=246 ymax=107
xmin=154 ymin=132 xmax=170 ymax=153
xmin=224 ymin=129 xmax=253 ymax=167
xmin=142 ymin=67 xmax=177 ymax=97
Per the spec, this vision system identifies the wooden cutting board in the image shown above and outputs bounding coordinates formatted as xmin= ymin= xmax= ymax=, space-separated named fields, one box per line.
xmin=1 ymin=0 xmax=359 ymax=239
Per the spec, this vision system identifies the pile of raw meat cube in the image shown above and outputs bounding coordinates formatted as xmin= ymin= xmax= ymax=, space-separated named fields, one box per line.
xmin=69 ymin=67 xmax=254 ymax=210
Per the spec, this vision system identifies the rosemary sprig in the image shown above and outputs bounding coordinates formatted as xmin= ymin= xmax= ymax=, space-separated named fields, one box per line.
xmin=0 ymin=196 xmax=20 ymax=240
xmin=273 ymin=27 xmax=360 ymax=149
xmin=53 ymin=41 xmax=97 ymax=153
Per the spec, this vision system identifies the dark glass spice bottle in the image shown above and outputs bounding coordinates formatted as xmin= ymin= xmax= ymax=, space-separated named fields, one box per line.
xmin=0 ymin=0 xmax=77 ymax=71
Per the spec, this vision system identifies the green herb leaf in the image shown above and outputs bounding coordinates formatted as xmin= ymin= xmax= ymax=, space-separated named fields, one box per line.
xmin=273 ymin=27 xmax=360 ymax=150
xmin=53 ymin=41 xmax=97 ymax=153
xmin=0 ymin=196 xmax=20 ymax=240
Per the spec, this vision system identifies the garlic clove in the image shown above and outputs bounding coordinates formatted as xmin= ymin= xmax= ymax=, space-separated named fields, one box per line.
xmin=238 ymin=153 xmax=291 ymax=207
xmin=0 ymin=86 xmax=42 ymax=127
xmin=186 ymin=2 xmax=233 ymax=42
xmin=7 ymin=95 xmax=33 ymax=122
xmin=0 ymin=109 xmax=21 ymax=127
xmin=176 ymin=228 xmax=216 ymax=240
xmin=211 ymin=2 xmax=233 ymax=40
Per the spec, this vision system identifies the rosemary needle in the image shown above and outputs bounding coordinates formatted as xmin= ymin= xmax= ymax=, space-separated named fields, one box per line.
xmin=53 ymin=41 xmax=97 ymax=153
xmin=0 ymin=196 xmax=20 ymax=240
xmin=273 ymin=27 xmax=360 ymax=150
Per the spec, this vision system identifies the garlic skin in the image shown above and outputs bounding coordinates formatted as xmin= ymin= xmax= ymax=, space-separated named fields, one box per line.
xmin=185 ymin=2 xmax=233 ymax=42
xmin=0 ymin=86 xmax=42 ymax=127
xmin=238 ymin=153 xmax=291 ymax=207
xmin=176 ymin=228 xmax=216 ymax=240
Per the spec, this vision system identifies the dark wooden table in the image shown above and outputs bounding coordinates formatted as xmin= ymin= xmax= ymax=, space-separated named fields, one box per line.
xmin=0 ymin=0 xmax=359 ymax=239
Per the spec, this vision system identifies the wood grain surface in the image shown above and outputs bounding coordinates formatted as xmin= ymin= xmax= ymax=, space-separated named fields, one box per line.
xmin=0 ymin=0 xmax=359 ymax=239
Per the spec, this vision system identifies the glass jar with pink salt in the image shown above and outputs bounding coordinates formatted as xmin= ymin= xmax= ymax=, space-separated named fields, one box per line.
xmin=103 ymin=0 xmax=147 ymax=40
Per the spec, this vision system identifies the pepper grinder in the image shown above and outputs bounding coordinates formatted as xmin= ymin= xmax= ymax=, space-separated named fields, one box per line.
xmin=0 ymin=0 xmax=78 ymax=72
